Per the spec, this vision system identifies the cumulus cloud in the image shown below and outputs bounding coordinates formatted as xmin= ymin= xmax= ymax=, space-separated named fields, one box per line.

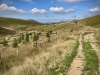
xmin=29 ymin=8 xmax=47 ymax=14
xmin=89 ymin=7 xmax=100 ymax=13
xmin=50 ymin=7 xmax=74 ymax=14
xmin=57 ymin=0 xmax=84 ymax=3
xmin=0 ymin=4 xmax=26 ymax=14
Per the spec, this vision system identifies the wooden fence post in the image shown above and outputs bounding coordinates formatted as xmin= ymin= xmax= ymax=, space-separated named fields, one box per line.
xmin=33 ymin=41 xmax=37 ymax=49
xmin=16 ymin=49 xmax=18 ymax=56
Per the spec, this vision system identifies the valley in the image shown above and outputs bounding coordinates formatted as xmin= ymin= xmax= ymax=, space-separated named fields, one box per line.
xmin=0 ymin=14 xmax=100 ymax=75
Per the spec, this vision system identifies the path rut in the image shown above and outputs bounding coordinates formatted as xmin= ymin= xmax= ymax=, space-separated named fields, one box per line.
xmin=66 ymin=33 xmax=84 ymax=75
xmin=90 ymin=43 xmax=100 ymax=74
xmin=84 ymin=33 xmax=100 ymax=74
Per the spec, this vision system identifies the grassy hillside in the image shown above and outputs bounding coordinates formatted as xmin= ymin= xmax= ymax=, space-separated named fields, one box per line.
xmin=0 ymin=17 xmax=43 ymax=30
xmin=79 ymin=14 xmax=100 ymax=41
xmin=1 ymin=14 xmax=100 ymax=75
xmin=80 ymin=14 xmax=100 ymax=27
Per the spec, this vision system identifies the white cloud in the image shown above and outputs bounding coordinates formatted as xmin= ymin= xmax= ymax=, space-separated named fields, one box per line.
xmin=29 ymin=8 xmax=47 ymax=14
xmin=0 ymin=4 xmax=26 ymax=14
xmin=50 ymin=7 xmax=74 ymax=14
xmin=57 ymin=0 xmax=84 ymax=3
xmin=89 ymin=7 xmax=100 ymax=13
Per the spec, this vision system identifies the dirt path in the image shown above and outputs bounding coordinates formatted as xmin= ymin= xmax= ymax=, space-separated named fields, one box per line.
xmin=66 ymin=33 xmax=84 ymax=75
xmin=84 ymin=33 xmax=100 ymax=74
xmin=83 ymin=33 xmax=96 ymax=42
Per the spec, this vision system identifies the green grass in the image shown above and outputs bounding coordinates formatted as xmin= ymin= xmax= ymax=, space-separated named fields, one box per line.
xmin=96 ymin=42 xmax=100 ymax=46
xmin=0 ymin=17 xmax=43 ymax=30
xmin=82 ymin=42 xmax=99 ymax=75
xmin=52 ymin=41 xmax=79 ymax=75
xmin=29 ymin=22 xmax=71 ymax=32
xmin=80 ymin=14 xmax=100 ymax=27
xmin=0 ymin=55 xmax=24 ymax=73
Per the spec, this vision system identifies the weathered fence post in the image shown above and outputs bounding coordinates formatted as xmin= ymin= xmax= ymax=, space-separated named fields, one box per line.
xmin=37 ymin=42 xmax=42 ymax=49
xmin=16 ymin=49 xmax=18 ymax=56
xmin=33 ymin=41 xmax=37 ymax=49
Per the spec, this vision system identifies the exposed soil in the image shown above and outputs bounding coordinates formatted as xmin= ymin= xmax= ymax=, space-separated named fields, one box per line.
xmin=66 ymin=32 xmax=100 ymax=75
xmin=66 ymin=33 xmax=84 ymax=75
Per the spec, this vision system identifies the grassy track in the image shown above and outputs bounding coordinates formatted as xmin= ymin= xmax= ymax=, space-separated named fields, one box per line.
xmin=52 ymin=41 xmax=79 ymax=75
xmin=82 ymin=42 xmax=99 ymax=75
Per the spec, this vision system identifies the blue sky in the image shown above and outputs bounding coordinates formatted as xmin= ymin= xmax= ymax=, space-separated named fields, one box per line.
xmin=0 ymin=0 xmax=100 ymax=23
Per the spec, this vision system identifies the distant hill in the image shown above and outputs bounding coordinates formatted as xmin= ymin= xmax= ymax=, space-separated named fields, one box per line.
xmin=80 ymin=14 xmax=100 ymax=27
xmin=0 ymin=17 xmax=43 ymax=29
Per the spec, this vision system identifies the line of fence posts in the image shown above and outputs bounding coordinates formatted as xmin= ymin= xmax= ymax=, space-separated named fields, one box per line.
xmin=32 ymin=31 xmax=51 ymax=49
xmin=2 ymin=31 xmax=59 ymax=55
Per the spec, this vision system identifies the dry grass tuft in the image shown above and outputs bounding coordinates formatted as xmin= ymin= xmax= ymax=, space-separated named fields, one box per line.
xmin=2 ymin=37 xmax=76 ymax=75
xmin=95 ymin=30 xmax=100 ymax=41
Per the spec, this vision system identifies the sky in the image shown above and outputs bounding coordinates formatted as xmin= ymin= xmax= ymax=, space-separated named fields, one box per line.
xmin=0 ymin=0 xmax=100 ymax=23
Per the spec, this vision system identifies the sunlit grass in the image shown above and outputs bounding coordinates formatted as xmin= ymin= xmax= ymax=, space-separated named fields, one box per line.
xmin=52 ymin=41 xmax=79 ymax=75
xmin=80 ymin=14 xmax=100 ymax=27
xmin=1 ymin=37 xmax=76 ymax=75
xmin=82 ymin=42 xmax=99 ymax=75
